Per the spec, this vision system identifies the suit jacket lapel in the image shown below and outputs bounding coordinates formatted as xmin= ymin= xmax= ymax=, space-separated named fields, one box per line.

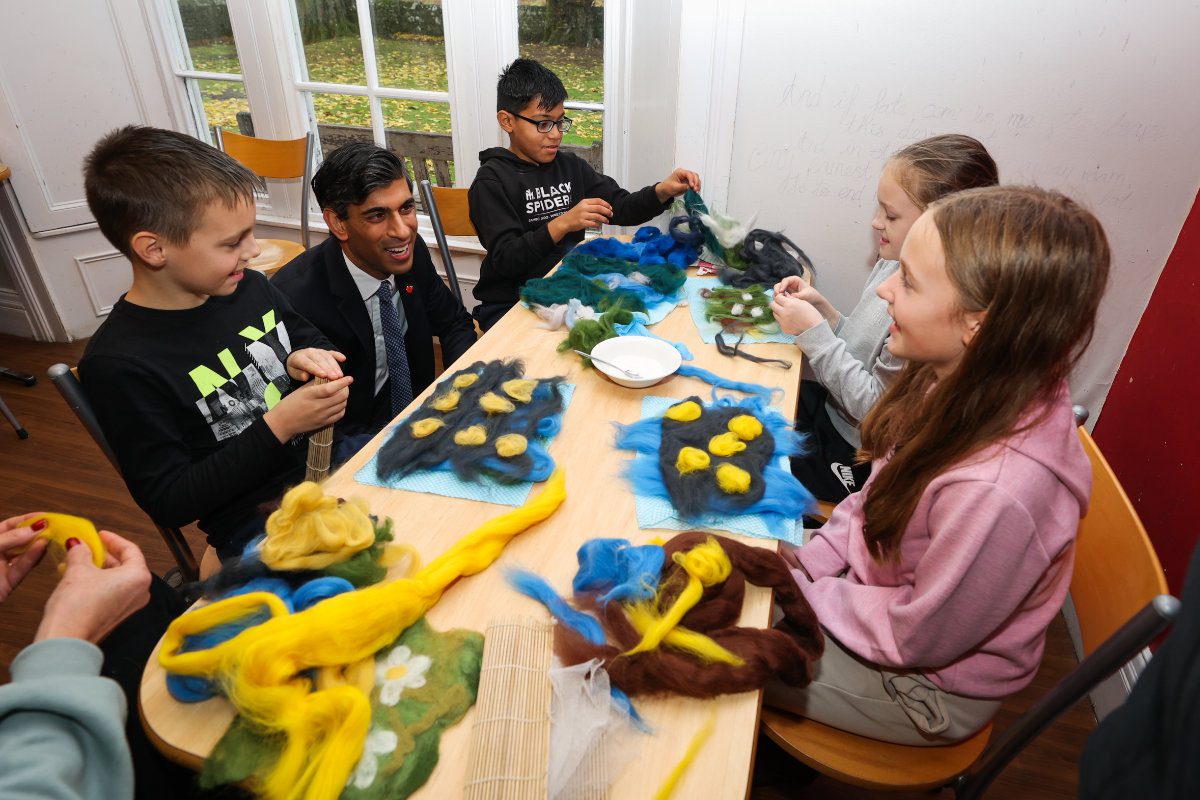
xmin=324 ymin=238 xmax=376 ymax=372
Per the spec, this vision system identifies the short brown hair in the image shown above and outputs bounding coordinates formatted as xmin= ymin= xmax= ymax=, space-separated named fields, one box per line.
xmin=859 ymin=186 xmax=1110 ymax=561
xmin=84 ymin=125 xmax=262 ymax=258
xmin=889 ymin=134 xmax=999 ymax=209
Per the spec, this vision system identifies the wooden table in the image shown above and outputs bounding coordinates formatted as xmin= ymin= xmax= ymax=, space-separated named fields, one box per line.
xmin=140 ymin=281 xmax=803 ymax=798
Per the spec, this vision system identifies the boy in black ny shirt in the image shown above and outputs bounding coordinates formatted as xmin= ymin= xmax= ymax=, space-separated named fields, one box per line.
xmin=80 ymin=126 xmax=353 ymax=560
xmin=468 ymin=58 xmax=701 ymax=330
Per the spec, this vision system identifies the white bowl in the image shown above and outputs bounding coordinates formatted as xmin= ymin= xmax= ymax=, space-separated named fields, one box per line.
xmin=590 ymin=336 xmax=682 ymax=389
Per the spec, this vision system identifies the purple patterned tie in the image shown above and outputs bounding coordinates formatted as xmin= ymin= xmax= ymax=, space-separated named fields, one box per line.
xmin=376 ymin=280 xmax=414 ymax=414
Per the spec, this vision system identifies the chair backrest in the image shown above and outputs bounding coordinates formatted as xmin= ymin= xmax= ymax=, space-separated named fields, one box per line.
xmin=1071 ymin=426 xmax=1170 ymax=654
xmin=418 ymin=179 xmax=474 ymax=305
xmin=953 ymin=428 xmax=1178 ymax=799
xmin=47 ymin=363 xmax=199 ymax=581
xmin=428 ymin=185 xmax=476 ymax=236
xmin=215 ymin=129 xmax=315 ymax=249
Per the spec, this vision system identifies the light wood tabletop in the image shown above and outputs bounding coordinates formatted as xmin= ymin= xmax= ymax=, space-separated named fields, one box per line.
xmin=140 ymin=276 xmax=804 ymax=798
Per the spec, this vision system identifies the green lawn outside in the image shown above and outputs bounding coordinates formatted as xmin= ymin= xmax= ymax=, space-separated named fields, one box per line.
xmin=191 ymin=35 xmax=603 ymax=145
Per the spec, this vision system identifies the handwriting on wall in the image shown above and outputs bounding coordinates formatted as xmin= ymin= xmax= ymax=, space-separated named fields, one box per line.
xmin=747 ymin=73 xmax=1140 ymax=218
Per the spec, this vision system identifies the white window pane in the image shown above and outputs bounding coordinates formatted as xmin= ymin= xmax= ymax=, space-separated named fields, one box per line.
xmin=199 ymin=79 xmax=251 ymax=135
xmin=295 ymin=0 xmax=366 ymax=85
xmin=380 ymin=98 xmax=454 ymax=187
xmin=518 ymin=0 xmax=604 ymax=168
xmin=175 ymin=0 xmax=241 ymax=73
xmin=561 ymin=108 xmax=602 ymax=171
xmin=370 ymin=0 xmax=448 ymax=91
xmin=309 ymin=93 xmax=374 ymax=160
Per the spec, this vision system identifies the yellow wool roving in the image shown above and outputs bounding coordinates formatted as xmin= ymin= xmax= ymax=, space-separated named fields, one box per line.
xmin=430 ymin=389 xmax=460 ymax=412
xmin=501 ymin=378 xmax=537 ymax=404
xmin=707 ymin=432 xmax=747 ymax=457
xmin=13 ymin=512 xmax=106 ymax=568
xmin=675 ymin=447 xmax=710 ymax=475
xmin=664 ymin=400 xmax=702 ymax=422
xmin=479 ymin=391 xmax=516 ymax=414
xmin=410 ymin=418 xmax=445 ymax=438
xmin=452 ymin=372 xmax=479 ymax=389
xmin=159 ymin=470 xmax=567 ymax=800
xmin=715 ymin=463 xmax=752 ymax=494
xmin=727 ymin=414 xmax=762 ymax=440
xmin=260 ymin=483 xmax=375 ymax=571
xmin=624 ymin=603 xmax=744 ymax=666
xmin=454 ymin=425 xmax=488 ymax=446
xmin=494 ymin=433 xmax=528 ymax=458
xmin=624 ymin=538 xmax=732 ymax=656
xmin=653 ymin=709 xmax=717 ymax=800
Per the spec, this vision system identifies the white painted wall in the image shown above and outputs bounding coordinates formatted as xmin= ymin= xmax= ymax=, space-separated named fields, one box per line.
xmin=0 ymin=0 xmax=180 ymax=340
xmin=716 ymin=0 xmax=1200 ymax=420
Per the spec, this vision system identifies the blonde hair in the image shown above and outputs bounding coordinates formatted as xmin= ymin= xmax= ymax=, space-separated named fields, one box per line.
xmin=859 ymin=186 xmax=1110 ymax=561
xmin=888 ymin=134 xmax=999 ymax=209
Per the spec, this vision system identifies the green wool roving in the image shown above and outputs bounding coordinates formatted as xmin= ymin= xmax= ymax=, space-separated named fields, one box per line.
xmin=558 ymin=306 xmax=637 ymax=358
xmin=323 ymin=518 xmax=395 ymax=588
xmin=200 ymin=617 xmax=484 ymax=799
xmin=702 ymin=284 xmax=779 ymax=334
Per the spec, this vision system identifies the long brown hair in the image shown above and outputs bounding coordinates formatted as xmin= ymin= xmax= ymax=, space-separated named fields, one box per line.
xmin=890 ymin=134 xmax=999 ymax=208
xmin=858 ymin=186 xmax=1110 ymax=561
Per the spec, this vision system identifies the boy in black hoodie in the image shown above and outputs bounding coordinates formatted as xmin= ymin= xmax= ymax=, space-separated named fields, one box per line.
xmin=468 ymin=58 xmax=700 ymax=331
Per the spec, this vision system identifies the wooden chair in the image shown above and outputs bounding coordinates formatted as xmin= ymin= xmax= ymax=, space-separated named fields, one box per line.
xmin=761 ymin=420 xmax=1177 ymax=796
xmin=47 ymin=363 xmax=201 ymax=581
xmin=418 ymin=178 xmax=476 ymax=305
xmin=214 ymin=129 xmax=314 ymax=278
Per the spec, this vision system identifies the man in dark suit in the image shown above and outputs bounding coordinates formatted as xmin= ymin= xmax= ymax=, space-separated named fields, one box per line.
xmin=272 ymin=143 xmax=476 ymax=456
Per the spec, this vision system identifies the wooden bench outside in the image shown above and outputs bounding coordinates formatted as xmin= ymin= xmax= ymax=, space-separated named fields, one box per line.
xmin=231 ymin=112 xmax=603 ymax=204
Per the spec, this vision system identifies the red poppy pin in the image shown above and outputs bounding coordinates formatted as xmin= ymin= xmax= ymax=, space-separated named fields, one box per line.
xmin=405 ymin=284 xmax=413 ymax=294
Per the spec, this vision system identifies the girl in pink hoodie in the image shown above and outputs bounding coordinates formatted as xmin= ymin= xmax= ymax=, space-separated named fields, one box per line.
xmin=766 ymin=186 xmax=1111 ymax=745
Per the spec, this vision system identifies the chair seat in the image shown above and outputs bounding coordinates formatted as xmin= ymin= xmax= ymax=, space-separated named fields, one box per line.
xmin=760 ymin=707 xmax=991 ymax=791
xmin=246 ymin=238 xmax=306 ymax=277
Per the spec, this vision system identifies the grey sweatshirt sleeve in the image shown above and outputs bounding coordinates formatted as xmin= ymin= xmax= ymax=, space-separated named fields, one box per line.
xmin=793 ymin=258 xmax=904 ymax=425
xmin=795 ymin=321 xmax=903 ymax=423
xmin=0 ymin=638 xmax=133 ymax=800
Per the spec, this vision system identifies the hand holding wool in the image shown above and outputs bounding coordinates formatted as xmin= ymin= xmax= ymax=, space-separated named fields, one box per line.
xmin=770 ymin=291 xmax=826 ymax=335
xmin=549 ymin=197 xmax=613 ymax=240
xmin=773 ymin=278 xmax=839 ymax=329
xmin=655 ymin=167 xmax=702 ymax=201
xmin=264 ymin=374 xmax=353 ymax=442
xmin=35 ymin=530 xmax=151 ymax=644
xmin=0 ymin=513 xmax=48 ymax=602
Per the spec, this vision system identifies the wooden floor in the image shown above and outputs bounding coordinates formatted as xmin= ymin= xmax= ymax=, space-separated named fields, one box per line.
xmin=0 ymin=333 xmax=1096 ymax=798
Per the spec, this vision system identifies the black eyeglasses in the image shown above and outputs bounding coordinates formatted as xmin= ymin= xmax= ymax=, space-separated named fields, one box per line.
xmin=511 ymin=112 xmax=573 ymax=134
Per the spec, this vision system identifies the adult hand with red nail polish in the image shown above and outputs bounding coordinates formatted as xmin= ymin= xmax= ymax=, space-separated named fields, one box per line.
xmin=35 ymin=530 xmax=151 ymax=644
xmin=0 ymin=513 xmax=50 ymax=603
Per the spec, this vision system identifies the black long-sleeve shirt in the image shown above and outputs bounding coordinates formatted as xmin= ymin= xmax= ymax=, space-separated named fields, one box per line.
xmin=79 ymin=270 xmax=331 ymax=551
xmin=468 ymin=147 xmax=668 ymax=306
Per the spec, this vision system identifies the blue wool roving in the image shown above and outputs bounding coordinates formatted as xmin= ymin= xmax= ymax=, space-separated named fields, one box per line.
xmin=613 ymin=317 xmax=694 ymax=361
xmin=507 ymin=568 xmax=607 ymax=645
xmin=613 ymin=416 xmax=665 ymax=455
xmin=676 ymin=364 xmax=781 ymax=403
xmin=165 ymin=599 xmax=279 ymax=702
xmin=610 ymin=685 xmax=651 ymax=733
xmin=573 ymin=538 xmax=665 ymax=604
xmin=292 ymin=576 xmax=355 ymax=611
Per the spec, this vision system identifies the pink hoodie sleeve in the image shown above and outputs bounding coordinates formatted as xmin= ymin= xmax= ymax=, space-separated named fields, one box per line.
xmin=801 ymin=480 xmax=1054 ymax=669
xmin=796 ymin=489 xmax=864 ymax=579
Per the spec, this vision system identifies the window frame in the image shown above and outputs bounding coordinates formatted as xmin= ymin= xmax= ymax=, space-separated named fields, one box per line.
xmin=153 ymin=0 xmax=630 ymax=238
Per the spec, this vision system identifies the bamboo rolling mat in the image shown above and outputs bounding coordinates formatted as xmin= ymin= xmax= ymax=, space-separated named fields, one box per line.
xmin=464 ymin=616 xmax=555 ymax=800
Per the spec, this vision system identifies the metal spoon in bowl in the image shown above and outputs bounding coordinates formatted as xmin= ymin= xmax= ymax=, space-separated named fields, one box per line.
xmin=572 ymin=349 xmax=644 ymax=379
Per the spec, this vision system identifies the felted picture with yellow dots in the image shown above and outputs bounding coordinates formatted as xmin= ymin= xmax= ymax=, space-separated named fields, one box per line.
xmin=371 ymin=360 xmax=567 ymax=488
xmin=615 ymin=395 xmax=815 ymax=539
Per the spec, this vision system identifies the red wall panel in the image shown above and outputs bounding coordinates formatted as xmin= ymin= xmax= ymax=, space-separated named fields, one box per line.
xmin=1093 ymin=190 xmax=1200 ymax=596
